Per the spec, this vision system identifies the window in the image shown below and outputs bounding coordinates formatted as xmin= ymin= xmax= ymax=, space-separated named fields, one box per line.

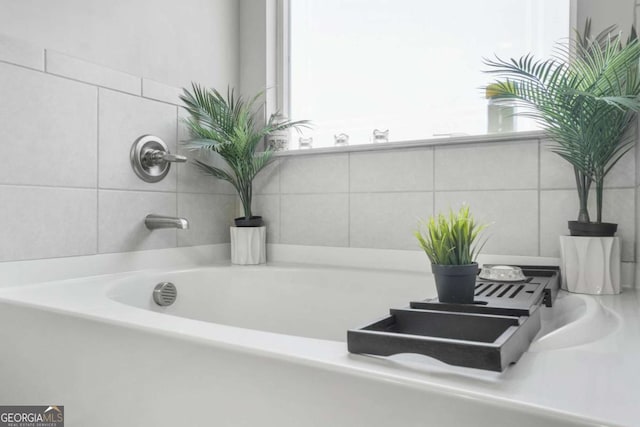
xmin=285 ymin=0 xmax=572 ymax=149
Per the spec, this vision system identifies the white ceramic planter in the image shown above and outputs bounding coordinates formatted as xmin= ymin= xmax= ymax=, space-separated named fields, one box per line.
xmin=559 ymin=235 xmax=620 ymax=295
xmin=230 ymin=226 xmax=266 ymax=265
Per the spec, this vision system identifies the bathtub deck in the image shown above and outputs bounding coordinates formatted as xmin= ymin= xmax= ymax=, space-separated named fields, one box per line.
xmin=0 ymin=260 xmax=637 ymax=426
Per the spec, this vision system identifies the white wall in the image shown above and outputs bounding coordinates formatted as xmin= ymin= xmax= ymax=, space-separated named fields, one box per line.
xmin=0 ymin=0 xmax=239 ymax=88
xmin=239 ymin=0 xmax=278 ymax=124
xmin=240 ymin=0 xmax=268 ymax=98
xmin=578 ymin=0 xmax=636 ymax=34
xmin=0 ymin=1 xmax=240 ymax=263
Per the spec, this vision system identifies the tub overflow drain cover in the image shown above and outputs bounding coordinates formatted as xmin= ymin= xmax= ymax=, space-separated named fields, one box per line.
xmin=153 ymin=282 xmax=177 ymax=306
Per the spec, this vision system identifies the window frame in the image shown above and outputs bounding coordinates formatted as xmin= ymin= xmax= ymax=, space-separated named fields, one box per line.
xmin=275 ymin=0 xmax=578 ymax=151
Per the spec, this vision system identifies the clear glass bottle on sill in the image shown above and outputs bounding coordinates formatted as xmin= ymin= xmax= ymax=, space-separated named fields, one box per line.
xmin=298 ymin=136 xmax=313 ymax=149
xmin=372 ymin=129 xmax=389 ymax=143
xmin=334 ymin=133 xmax=349 ymax=147
xmin=486 ymin=83 xmax=516 ymax=133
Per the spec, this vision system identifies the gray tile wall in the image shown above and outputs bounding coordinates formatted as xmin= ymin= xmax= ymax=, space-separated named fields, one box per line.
xmin=635 ymin=1 xmax=640 ymax=285
xmin=265 ymin=138 xmax=637 ymax=277
xmin=0 ymin=34 xmax=234 ymax=262
xmin=1 ymin=32 xmax=637 ymax=277
xmin=636 ymin=114 xmax=640 ymax=283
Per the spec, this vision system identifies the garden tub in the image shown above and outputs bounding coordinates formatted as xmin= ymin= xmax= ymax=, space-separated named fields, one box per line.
xmin=0 ymin=254 xmax=635 ymax=427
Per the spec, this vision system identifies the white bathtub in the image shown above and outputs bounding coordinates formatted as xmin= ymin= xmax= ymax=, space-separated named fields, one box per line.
xmin=0 ymin=246 xmax=637 ymax=427
xmin=108 ymin=265 xmax=430 ymax=342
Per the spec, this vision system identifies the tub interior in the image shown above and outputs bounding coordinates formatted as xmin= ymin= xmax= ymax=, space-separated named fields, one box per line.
xmin=108 ymin=264 xmax=432 ymax=342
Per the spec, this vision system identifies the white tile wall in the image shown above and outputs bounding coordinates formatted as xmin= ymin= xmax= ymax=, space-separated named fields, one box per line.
xmin=636 ymin=117 xmax=640 ymax=187
xmin=539 ymin=189 xmax=577 ymax=257
xmin=177 ymin=193 xmax=236 ymax=246
xmin=270 ymin=136 xmax=636 ymax=280
xmin=350 ymin=149 xmax=434 ymax=192
xmin=0 ymin=34 xmax=43 ymax=70
xmin=595 ymin=188 xmax=636 ymax=262
xmin=540 ymin=140 xmax=636 ymax=189
xmin=434 ymin=140 xmax=539 ymax=190
xmin=46 ymin=50 xmax=141 ymax=95
xmin=435 ymin=190 xmax=539 ymax=256
xmin=636 ymin=114 xmax=640 ymax=284
xmin=540 ymin=188 xmax=635 ymax=261
xmin=539 ymin=145 xmax=577 ymax=190
xmin=0 ymin=186 xmax=97 ymax=261
xmin=252 ymin=194 xmax=281 ymax=243
xmin=176 ymin=148 xmax=237 ymax=195
xmin=0 ymin=63 xmax=97 ymax=187
xmin=142 ymin=78 xmax=182 ymax=104
xmin=350 ymin=192 xmax=433 ymax=250
xmin=280 ymin=153 xmax=349 ymax=193
xmin=636 ymin=185 xmax=640 ymax=283
xmin=176 ymin=108 xmax=237 ymax=195
xmin=1 ymin=33 xmax=638 ymax=276
xmin=98 ymin=190 xmax=177 ymax=253
xmin=254 ymin=159 xmax=280 ymax=194
xmin=0 ymin=41 xmax=235 ymax=263
xmin=280 ymin=194 xmax=349 ymax=246
xmin=98 ymin=88 xmax=178 ymax=192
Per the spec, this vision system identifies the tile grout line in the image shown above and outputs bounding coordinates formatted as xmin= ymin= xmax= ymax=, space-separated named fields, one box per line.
xmin=0 ymin=184 xmax=631 ymax=196
xmin=0 ymin=183 xmax=97 ymax=191
xmin=3 ymin=184 xmax=634 ymax=194
xmin=432 ymin=146 xmax=436 ymax=217
xmin=0 ymin=58 xmax=42 ymax=73
xmin=1 ymin=56 xmax=180 ymax=106
xmin=636 ymin=110 xmax=640 ymax=269
xmin=96 ymin=87 xmax=101 ymax=254
xmin=46 ymin=70 xmax=140 ymax=97
xmin=175 ymin=106 xmax=179 ymax=248
xmin=278 ymin=158 xmax=283 ymax=244
xmin=347 ymin=152 xmax=351 ymax=247
xmin=635 ymin=184 xmax=638 ymax=269
xmin=7 ymin=247 xmax=629 ymax=266
xmin=537 ymin=138 xmax=542 ymax=257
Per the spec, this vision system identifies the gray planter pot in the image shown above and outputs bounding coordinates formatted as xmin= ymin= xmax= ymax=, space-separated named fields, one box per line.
xmin=431 ymin=263 xmax=478 ymax=304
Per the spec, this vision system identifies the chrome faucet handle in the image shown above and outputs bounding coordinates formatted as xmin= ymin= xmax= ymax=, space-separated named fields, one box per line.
xmin=161 ymin=153 xmax=187 ymax=163
xmin=130 ymin=135 xmax=185 ymax=183
xmin=144 ymin=150 xmax=187 ymax=166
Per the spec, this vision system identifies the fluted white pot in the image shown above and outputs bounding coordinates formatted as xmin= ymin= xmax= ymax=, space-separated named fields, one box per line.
xmin=559 ymin=235 xmax=620 ymax=295
xmin=230 ymin=226 xmax=266 ymax=265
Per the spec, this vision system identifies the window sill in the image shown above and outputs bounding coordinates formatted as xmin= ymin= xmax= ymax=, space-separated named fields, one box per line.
xmin=273 ymin=130 xmax=546 ymax=157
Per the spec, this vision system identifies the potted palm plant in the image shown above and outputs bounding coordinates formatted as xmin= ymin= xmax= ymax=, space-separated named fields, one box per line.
xmin=485 ymin=20 xmax=640 ymax=236
xmin=415 ymin=206 xmax=487 ymax=304
xmin=180 ymin=84 xmax=308 ymax=264
xmin=484 ymin=20 xmax=640 ymax=293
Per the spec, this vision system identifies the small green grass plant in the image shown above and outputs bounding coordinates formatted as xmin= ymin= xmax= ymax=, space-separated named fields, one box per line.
xmin=415 ymin=206 xmax=488 ymax=265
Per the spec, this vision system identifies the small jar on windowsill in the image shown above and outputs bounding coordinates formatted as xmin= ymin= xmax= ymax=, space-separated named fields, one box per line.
xmin=486 ymin=83 xmax=516 ymax=133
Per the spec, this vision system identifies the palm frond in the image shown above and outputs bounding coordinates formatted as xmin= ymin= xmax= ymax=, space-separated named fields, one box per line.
xmin=484 ymin=21 xmax=640 ymax=223
xmin=180 ymin=84 xmax=310 ymax=219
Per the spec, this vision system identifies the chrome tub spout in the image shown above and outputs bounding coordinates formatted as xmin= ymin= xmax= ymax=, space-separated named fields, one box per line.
xmin=145 ymin=214 xmax=189 ymax=230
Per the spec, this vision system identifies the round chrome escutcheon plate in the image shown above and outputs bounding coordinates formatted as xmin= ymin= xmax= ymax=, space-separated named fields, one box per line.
xmin=130 ymin=135 xmax=171 ymax=183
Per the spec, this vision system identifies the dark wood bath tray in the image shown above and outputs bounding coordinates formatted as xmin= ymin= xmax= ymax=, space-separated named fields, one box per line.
xmin=348 ymin=307 xmax=540 ymax=372
xmin=347 ymin=266 xmax=559 ymax=372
